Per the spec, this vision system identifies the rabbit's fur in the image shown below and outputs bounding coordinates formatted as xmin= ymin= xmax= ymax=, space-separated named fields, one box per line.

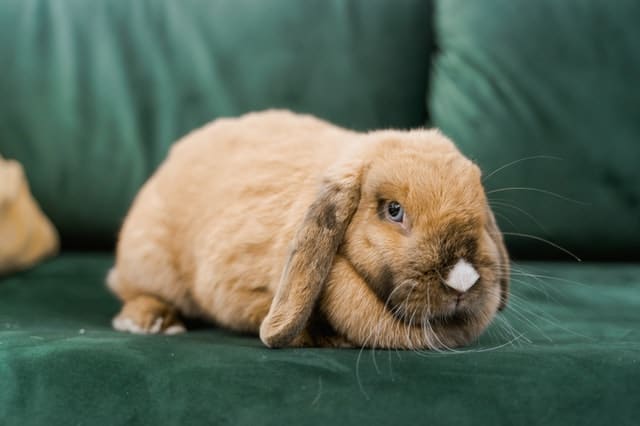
xmin=108 ymin=110 xmax=509 ymax=348
xmin=0 ymin=156 xmax=58 ymax=274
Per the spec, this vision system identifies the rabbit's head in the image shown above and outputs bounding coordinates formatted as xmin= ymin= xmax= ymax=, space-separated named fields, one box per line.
xmin=260 ymin=130 xmax=509 ymax=348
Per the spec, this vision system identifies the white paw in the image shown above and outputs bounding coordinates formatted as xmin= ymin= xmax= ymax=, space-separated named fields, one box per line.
xmin=163 ymin=324 xmax=187 ymax=335
xmin=148 ymin=317 xmax=163 ymax=334
xmin=112 ymin=315 xmax=186 ymax=335
xmin=112 ymin=316 xmax=150 ymax=334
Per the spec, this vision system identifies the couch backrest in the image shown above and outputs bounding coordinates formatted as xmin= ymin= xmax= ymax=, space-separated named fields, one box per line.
xmin=3 ymin=0 xmax=639 ymax=260
xmin=0 ymin=0 xmax=432 ymax=247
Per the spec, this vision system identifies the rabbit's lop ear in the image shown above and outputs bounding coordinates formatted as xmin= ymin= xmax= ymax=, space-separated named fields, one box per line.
xmin=485 ymin=206 xmax=510 ymax=310
xmin=260 ymin=162 xmax=363 ymax=348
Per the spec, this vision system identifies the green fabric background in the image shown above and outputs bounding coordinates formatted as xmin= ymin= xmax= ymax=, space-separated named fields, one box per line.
xmin=1 ymin=255 xmax=639 ymax=425
xmin=0 ymin=0 xmax=431 ymax=246
xmin=2 ymin=1 xmax=639 ymax=424
xmin=430 ymin=0 xmax=640 ymax=260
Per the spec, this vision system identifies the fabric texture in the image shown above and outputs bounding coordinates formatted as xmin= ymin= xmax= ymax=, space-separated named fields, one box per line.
xmin=0 ymin=0 xmax=432 ymax=246
xmin=1 ymin=254 xmax=638 ymax=425
xmin=430 ymin=0 xmax=640 ymax=260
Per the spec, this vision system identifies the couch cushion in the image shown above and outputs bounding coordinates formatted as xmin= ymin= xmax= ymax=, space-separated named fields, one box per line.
xmin=0 ymin=0 xmax=432 ymax=246
xmin=430 ymin=0 xmax=640 ymax=260
xmin=1 ymin=254 xmax=638 ymax=424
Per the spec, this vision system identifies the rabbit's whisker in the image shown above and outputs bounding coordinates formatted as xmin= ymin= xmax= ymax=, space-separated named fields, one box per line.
xmin=487 ymin=186 xmax=588 ymax=205
xmin=488 ymin=287 xmax=594 ymax=341
xmin=492 ymin=211 xmax=518 ymax=229
xmin=509 ymin=262 xmax=591 ymax=288
xmin=500 ymin=232 xmax=581 ymax=261
xmin=488 ymin=199 xmax=550 ymax=234
xmin=489 ymin=290 xmax=554 ymax=342
xmin=355 ymin=279 xmax=419 ymax=398
xmin=482 ymin=155 xmax=562 ymax=182
xmin=509 ymin=276 xmax=556 ymax=301
xmin=494 ymin=314 xmax=531 ymax=344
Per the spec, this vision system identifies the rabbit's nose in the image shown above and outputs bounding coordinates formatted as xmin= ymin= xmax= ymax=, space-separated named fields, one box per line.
xmin=444 ymin=259 xmax=479 ymax=293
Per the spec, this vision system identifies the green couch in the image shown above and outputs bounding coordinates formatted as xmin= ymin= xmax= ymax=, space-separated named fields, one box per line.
xmin=1 ymin=1 xmax=639 ymax=425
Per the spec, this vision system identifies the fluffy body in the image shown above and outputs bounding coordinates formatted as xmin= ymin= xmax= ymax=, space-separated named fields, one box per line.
xmin=108 ymin=110 xmax=509 ymax=349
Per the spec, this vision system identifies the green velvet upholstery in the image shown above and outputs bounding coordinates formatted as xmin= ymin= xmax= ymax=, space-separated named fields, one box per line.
xmin=1 ymin=254 xmax=639 ymax=425
xmin=1 ymin=0 xmax=639 ymax=424
xmin=0 ymin=0 xmax=431 ymax=245
xmin=430 ymin=0 xmax=640 ymax=260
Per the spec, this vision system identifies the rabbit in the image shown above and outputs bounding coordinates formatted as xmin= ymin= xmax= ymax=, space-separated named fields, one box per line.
xmin=107 ymin=110 xmax=509 ymax=349
xmin=0 ymin=155 xmax=58 ymax=274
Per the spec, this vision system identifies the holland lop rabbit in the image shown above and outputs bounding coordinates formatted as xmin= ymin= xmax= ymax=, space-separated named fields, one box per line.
xmin=108 ymin=110 xmax=509 ymax=348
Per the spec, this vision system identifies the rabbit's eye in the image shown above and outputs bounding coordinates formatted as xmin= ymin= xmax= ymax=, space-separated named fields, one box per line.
xmin=386 ymin=201 xmax=404 ymax=223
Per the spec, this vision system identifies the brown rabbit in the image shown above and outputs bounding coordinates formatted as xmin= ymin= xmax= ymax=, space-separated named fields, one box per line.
xmin=0 ymin=155 xmax=58 ymax=274
xmin=108 ymin=110 xmax=509 ymax=349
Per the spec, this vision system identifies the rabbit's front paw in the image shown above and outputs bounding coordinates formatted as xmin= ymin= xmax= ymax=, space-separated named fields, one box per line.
xmin=112 ymin=295 xmax=185 ymax=335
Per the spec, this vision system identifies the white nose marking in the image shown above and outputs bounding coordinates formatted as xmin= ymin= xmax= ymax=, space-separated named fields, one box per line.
xmin=445 ymin=259 xmax=479 ymax=293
